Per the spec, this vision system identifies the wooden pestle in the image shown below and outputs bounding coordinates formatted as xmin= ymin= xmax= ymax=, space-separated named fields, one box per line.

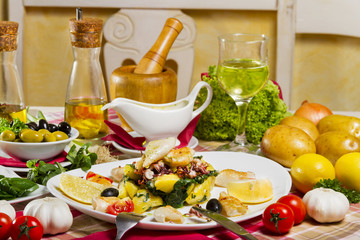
xmin=134 ymin=18 xmax=183 ymax=74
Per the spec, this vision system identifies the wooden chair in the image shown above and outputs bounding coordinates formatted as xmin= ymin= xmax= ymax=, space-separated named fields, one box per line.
xmin=276 ymin=0 xmax=360 ymax=108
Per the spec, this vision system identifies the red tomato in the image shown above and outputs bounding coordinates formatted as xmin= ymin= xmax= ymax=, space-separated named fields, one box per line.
xmin=277 ymin=195 xmax=306 ymax=225
xmin=86 ymin=171 xmax=113 ymax=186
xmin=0 ymin=213 xmax=12 ymax=240
xmin=262 ymin=203 xmax=295 ymax=234
xmin=107 ymin=197 xmax=135 ymax=215
xmin=11 ymin=216 xmax=43 ymax=240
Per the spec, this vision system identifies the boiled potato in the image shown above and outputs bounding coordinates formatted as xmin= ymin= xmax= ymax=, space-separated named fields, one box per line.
xmin=185 ymin=176 xmax=215 ymax=205
xmin=124 ymin=180 xmax=139 ymax=199
xmin=318 ymin=115 xmax=360 ymax=138
xmin=124 ymin=164 xmax=141 ymax=181
xmin=260 ymin=125 xmax=316 ymax=168
xmin=118 ymin=180 xmax=129 ymax=199
xmin=315 ymin=131 xmax=360 ymax=165
xmin=133 ymin=189 xmax=163 ymax=214
xmin=280 ymin=115 xmax=319 ymax=141
xmin=154 ymin=174 xmax=180 ymax=193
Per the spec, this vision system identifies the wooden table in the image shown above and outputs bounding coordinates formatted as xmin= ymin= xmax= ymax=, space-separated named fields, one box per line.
xmin=9 ymin=108 xmax=360 ymax=239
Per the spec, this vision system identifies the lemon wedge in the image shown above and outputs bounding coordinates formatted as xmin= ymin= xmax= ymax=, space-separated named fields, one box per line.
xmin=227 ymin=178 xmax=273 ymax=204
xmin=59 ymin=173 xmax=106 ymax=204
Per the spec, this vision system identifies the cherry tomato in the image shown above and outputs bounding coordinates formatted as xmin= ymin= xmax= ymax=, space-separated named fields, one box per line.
xmin=107 ymin=197 xmax=134 ymax=215
xmin=0 ymin=213 xmax=12 ymax=240
xmin=277 ymin=195 xmax=306 ymax=225
xmin=262 ymin=203 xmax=295 ymax=234
xmin=11 ymin=216 xmax=43 ymax=240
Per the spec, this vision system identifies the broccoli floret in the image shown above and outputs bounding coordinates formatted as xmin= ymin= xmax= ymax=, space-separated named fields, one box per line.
xmin=193 ymin=67 xmax=239 ymax=141
xmin=194 ymin=65 xmax=291 ymax=143
xmin=245 ymin=80 xmax=292 ymax=144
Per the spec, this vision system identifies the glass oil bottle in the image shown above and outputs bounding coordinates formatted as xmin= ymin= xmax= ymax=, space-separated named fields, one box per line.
xmin=65 ymin=12 xmax=108 ymax=139
xmin=0 ymin=21 xmax=26 ymax=122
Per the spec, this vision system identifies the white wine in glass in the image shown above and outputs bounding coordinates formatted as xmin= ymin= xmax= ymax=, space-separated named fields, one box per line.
xmin=217 ymin=33 xmax=269 ymax=152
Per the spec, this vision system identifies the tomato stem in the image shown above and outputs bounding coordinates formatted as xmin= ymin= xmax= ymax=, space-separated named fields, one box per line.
xmin=17 ymin=217 xmax=37 ymax=240
xmin=269 ymin=208 xmax=288 ymax=233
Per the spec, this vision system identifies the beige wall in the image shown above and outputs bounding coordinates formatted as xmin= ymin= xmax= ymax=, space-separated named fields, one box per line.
xmin=6 ymin=7 xmax=360 ymax=111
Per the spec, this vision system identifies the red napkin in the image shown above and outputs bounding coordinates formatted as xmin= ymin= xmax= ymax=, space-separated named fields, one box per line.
xmin=102 ymin=115 xmax=201 ymax=151
xmin=0 ymin=151 xmax=67 ymax=168
xmin=77 ymin=228 xmax=213 ymax=240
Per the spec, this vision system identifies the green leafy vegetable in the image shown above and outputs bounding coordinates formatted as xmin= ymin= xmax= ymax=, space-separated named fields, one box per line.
xmin=193 ymin=65 xmax=291 ymax=143
xmin=245 ymin=80 xmax=292 ymax=144
xmin=66 ymin=143 xmax=97 ymax=171
xmin=27 ymin=142 xmax=97 ymax=185
xmin=0 ymin=118 xmax=28 ymax=137
xmin=193 ymin=66 xmax=238 ymax=141
xmin=314 ymin=178 xmax=360 ymax=203
xmin=0 ymin=175 xmax=39 ymax=200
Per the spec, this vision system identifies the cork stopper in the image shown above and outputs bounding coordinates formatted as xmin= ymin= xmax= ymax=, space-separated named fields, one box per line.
xmin=69 ymin=17 xmax=103 ymax=48
xmin=0 ymin=21 xmax=18 ymax=52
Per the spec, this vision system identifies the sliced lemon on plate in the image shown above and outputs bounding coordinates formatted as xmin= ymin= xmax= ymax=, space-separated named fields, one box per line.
xmin=227 ymin=178 xmax=273 ymax=204
xmin=59 ymin=173 xmax=106 ymax=204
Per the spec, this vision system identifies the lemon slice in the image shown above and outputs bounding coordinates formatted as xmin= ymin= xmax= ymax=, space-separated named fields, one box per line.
xmin=59 ymin=173 xmax=106 ymax=204
xmin=227 ymin=178 xmax=273 ymax=204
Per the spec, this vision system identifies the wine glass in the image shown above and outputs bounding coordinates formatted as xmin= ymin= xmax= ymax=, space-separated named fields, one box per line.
xmin=217 ymin=33 xmax=269 ymax=152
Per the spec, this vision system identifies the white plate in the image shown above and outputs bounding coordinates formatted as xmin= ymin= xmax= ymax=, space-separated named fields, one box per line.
xmin=47 ymin=151 xmax=292 ymax=231
xmin=111 ymin=135 xmax=199 ymax=157
xmin=0 ymin=166 xmax=48 ymax=204
xmin=256 ymin=148 xmax=290 ymax=171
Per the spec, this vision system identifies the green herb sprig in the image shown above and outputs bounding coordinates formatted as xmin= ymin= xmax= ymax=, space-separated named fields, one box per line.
xmin=26 ymin=142 xmax=97 ymax=185
xmin=314 ymin=178 xmax=360 ymax=203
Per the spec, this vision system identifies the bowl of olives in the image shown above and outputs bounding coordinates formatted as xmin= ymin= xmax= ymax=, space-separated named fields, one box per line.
xmin=0 ymin=120 xmax=79 ymax=161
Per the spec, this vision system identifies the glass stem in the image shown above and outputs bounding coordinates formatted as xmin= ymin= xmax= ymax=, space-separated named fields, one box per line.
xmin=234 ymin=99 xmax=251 ymax=146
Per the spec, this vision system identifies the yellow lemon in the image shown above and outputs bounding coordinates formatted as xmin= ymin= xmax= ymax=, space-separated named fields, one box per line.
xmin=335 ymin=152 xmax=360 ymax=192
xmin=227 ymin=178 xmax=273 ymax=204
xmin=59 ymin=173 xmax=106 ymax=204
xmin=290 ymin=153 xmax=335 ymax=193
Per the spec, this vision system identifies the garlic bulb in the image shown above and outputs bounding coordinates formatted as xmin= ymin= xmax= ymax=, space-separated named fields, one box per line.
xmin=303 ymin=188 xmax=349 ymax=223
xmin=0 ymin=200 xmax=16 ymax=220
xmin=24 ymin=197 xmax=73 ymax=235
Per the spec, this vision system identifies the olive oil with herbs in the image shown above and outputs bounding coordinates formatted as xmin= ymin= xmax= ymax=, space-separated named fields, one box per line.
xmin=64 ymin=98 xmax=108 ymax=139
xmin=0 ymin=104 xmax=26 ymax=122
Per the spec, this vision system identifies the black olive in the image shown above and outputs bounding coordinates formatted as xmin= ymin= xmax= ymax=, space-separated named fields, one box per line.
xmin=101 ymin=188 xmax=119 ymax=197
xmin=206 ymin=198 xmax=222 ymax=213
xmin=48 ymin=123 xmax=58 ymax=133
xmin=58 ymin=121 xmax=71 ymax=134
xmin=38 ymin=119 xmax=49 ymax=130
xmin=26 ymin=122 xmax=38 ymax=131
xmin=9 ymin=121 xmax=13 ymax=127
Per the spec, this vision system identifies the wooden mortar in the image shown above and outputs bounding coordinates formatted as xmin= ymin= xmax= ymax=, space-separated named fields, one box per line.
xmin=110 ymin=65 xmax=177 ymax=131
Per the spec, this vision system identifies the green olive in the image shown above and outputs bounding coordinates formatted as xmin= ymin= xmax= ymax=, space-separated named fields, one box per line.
xmin=20 ymin=128 xmax=31 ymax=137
xmin=20 ymin=129 xmax=43 ymax=142
xmin=38 ymin=129 xmax=51 ymax=136
xmin=43 ymin=132 xmax=56 ymax=142
xmin=1 ymin=130 xmax=16 ymax=141
xmin=52 ymin=131 xmax=69 ymax=141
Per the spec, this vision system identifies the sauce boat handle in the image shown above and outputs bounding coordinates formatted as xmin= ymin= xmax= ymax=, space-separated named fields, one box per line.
xmin=190 ymin=81 xmax=213 ymax=120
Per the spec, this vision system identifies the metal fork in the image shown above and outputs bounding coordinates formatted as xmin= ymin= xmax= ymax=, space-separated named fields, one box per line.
xmin=115 ymin=212 xmax=146 ymax=240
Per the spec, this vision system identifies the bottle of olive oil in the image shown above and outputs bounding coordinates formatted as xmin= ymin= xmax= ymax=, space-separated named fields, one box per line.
xmin=65 ymin=9 xmax=108 ymax=139
xmin=0 ymin=21 xmax=26 ymax=122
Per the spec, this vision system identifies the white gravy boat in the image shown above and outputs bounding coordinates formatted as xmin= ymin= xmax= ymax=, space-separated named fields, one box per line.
xmin=102 ymin=81 xmax=213 ymax=142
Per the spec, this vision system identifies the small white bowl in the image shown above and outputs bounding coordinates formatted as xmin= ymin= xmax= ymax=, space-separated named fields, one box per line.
xmin=0 ymin=128 xmax=79 ymax=161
